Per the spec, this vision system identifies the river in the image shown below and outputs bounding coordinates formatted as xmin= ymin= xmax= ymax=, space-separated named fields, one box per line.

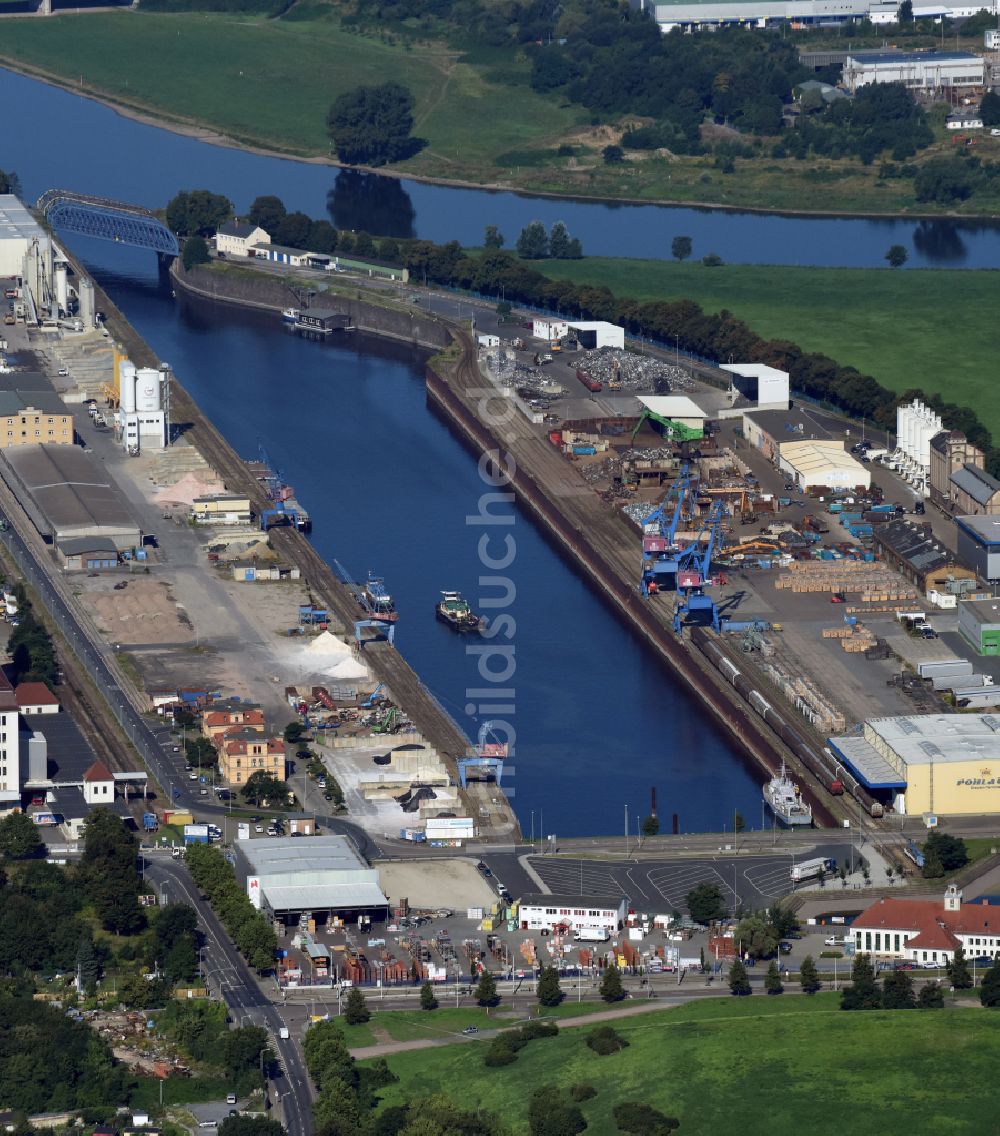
xmin=3 ymin=65 xmax=1000 ymax=268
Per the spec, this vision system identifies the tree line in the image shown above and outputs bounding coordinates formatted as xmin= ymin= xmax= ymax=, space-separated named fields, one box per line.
xmin=184 ymin=843 xmax=277 ymax=972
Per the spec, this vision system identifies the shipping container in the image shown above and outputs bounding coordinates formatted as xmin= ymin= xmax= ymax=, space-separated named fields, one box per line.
xmin=184 ymin=823 xmax=210 ymax=845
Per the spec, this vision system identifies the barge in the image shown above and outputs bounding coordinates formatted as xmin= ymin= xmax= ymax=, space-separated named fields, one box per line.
xmin=436 ymin=591 xmax=484 ymax=633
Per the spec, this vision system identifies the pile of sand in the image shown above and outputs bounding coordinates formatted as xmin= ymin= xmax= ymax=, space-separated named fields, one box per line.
xmin=154 ymin=471 xmax=226 ymax=507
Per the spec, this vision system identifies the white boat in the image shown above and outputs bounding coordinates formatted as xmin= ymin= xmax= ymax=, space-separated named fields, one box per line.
xmin=281 ymin=308 xmax=299 ymax=323
xmin=763 ymin=761 xmax=812 ymax=826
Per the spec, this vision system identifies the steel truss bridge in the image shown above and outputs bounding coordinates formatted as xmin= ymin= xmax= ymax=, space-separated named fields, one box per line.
xmin=36 ymin=189 xmax=179 ymax=256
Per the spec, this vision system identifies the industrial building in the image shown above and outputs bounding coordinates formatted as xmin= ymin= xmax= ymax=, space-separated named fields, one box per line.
xmin=741 ymin=407 xmax=833 ymax=463
xmin=516 ymin=893 xmax=629 ymax=935
xmin=843 ymin=51 xmax=985 ymax=93
xmin=0 ymin=671 xmax=22 ymax=806
xmin=190 ymin=494 xmax=253 ymax=525
xmin=0 ymin=391 xmax=74 ymax=449
xmin=57 ymin=537 xmax=120 ymax=572
xmin=233 ymin=835 xmax=388 ymax=925
xmin=956 ymin=514 xmax=1000 ymax=582
xmin=829 ymin=713 xmax=1000 ymax=816
xmin=0 ymin=444 xmax=142 ymax=551
xmin=851 ymin=886 xmax=1000 ymax=967
xmin=532 ymin=318 xmax=568 ymax=342
xmin=0 ymin=196 xmax=51 ymax=281
xmin=893 ymin=399 xmax=943 ymax=498
xmin=778 ymin=439 xmax=870 ymax=490
xmin=949 ymin=464 xmax=1000 ymax=517
xmin=635 ymin=395 xmax=707 ymax=440
xmin=929 ymin=431 xmax=984 ymax=511
xmin=567 ymin=321 xmax=626 ymax=350
xmin=871 ymin=518 xmax=976 ymax=598
xmin=114 ymin=358 xmax=169 ymax=455
xmin=215 ymin=220 xmax=270 ymax=258
xmin=721 ymin=363 xmax=789 ymax=413
xmin=958 ymin=598 xmax=1000 ymax=656
xmin=631 ymin=0 xmax=995 ymax=32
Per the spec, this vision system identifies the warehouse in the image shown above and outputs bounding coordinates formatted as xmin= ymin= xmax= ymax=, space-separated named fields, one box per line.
xmin=872 ymin=518 xmax=976 ymax=597
xmin=830 ymin=713 xmax=1000 ymax=816
xmin=957 ymin=514 xmax=1000 ymax=582
xmin=0 ymin=195 xmax=52 ymax=279
xmin=843 ymin=51 xmax=985 ymax=93
xmin=635 ymin=395 xmax=707 ymax=441
xmin=516 ymin=893 xmax=628 ymax=936
xmin=57 ymin=536 xmax=120 ymax=572
xmin=741 ymin=407 xmax=834 ymax=463
xmin=567 ymin=321 xmax=626 ymax=350
xmin=632 ymin=0 xmax=987 ymax=31
xmin=0 ymin=444 xmax=142 ymax=550
xmin=721 ymin=363 xmax=789 ymax=412
xmin=958 ymin=600 xmax=1000 ymax=656
xmin=778 ymin=439 xmax=870 ymax=491
xmin=233 ymin=835 xmax=388 ymax=925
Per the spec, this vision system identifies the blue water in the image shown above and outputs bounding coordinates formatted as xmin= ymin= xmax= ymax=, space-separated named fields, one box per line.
xmin=3 ymin=65 xmax=1000 ymax=268
xmin=77 ymin=239 xmax=759 ymax=836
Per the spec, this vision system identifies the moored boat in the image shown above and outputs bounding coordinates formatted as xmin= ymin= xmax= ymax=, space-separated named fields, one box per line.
xmin=436 ymin=591 xmax=484 ymax=633
xmin=763 ymin=761 xmax=813 ymax=826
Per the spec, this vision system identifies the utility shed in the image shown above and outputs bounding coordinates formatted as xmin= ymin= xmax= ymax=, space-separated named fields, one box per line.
xmin=0 ymin=444 xmax=141 ymax=550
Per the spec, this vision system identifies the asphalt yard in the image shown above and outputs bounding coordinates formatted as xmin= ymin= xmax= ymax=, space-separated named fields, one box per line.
xmin=528 ymin=844 xmax=851 ymax=913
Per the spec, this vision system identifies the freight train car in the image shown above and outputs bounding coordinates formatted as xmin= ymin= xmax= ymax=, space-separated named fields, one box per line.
xmin=692 ymin=627 xmax=883 ymax=818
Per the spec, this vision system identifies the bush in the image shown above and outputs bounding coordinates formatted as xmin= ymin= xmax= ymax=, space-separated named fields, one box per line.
xmin=570 ymin=1083 xmax=597 ymax=1102
xmin=613 ymin=1101 xmax=680 ymax=1134
xmin=586 ymin=1025 xmax=630 ymax=1055
xmin=484 ymin=1037 xmax=519 ymax=1067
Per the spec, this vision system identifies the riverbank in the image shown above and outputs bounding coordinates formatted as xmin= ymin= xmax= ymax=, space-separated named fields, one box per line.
xmin=3 ymin=17 xmax=1000 ymax=220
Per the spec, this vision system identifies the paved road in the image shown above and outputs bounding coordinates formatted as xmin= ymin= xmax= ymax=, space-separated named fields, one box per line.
xmin=145 ymin=855 xmax=313 ymax=1136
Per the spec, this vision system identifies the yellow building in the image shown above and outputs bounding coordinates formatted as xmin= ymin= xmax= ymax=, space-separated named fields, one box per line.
xmin=190 ymin=494 xmax=253 ymax=525
xmin=219 ymin=728 xmax=286 ymax=788
xmin=0 ymin=393 xmax=73 ymax=448
xmin=830 ymin=713 xmax=1000 ymax=816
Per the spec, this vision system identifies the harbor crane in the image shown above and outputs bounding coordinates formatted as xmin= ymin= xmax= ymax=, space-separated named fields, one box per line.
xmin=640 ymin=463 xmax=694 ymax=596
xmin=457 ymin=721 xmax=508 ymax=789
xmin=673 ymin=500 xmax=727 ymax=636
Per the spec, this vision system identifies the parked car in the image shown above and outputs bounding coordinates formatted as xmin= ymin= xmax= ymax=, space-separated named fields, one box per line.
xmin=921 ymin=960 xmax=945 ymax=969
xmin=824 ymin=936 xmax=840 ymax=946
xmin=254 ymin=824 xmax=264 ymax=834
xmin=830 ymin=593 xmax=846 ymax=604
xmin=226 ymin=1094 xmax=237 ymax=1105
xmin=971 ymin=956 xmax=995 ymax=967
xmin=461 ymin=1026 xmax=479 ymax=1035
xmin=188 ymin=771 xmax=198 ymax=780
xmin=893 ymin=960 xmax=916 ymax=970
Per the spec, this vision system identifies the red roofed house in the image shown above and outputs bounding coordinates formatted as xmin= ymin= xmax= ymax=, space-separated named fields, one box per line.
xmin=202 ymin=700 xmax=265 ymax=745
xmin=852 ymin=884 xmax=1000 ymax=966
xmin=83 ymin=760 xmax=115 ymax=805
xmin=15 ymin=682 xmax=60 ymax=715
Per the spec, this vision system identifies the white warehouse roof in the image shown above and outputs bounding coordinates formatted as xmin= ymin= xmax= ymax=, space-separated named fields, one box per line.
xmin=779 ymin=439 xmax=870 ymax=488
xmin=866 ymin=713 xmax=1000 ymax=768
xmin=637 ymin=395 xmax=707 ymax=421
xmin=720 ymin=362 xmax=787 ymax=384
xmin=237 ymin=835 xmax=388 ymax=913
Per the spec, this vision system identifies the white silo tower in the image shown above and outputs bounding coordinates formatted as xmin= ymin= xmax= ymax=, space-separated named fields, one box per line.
xmin=120 ymin=360 xmax=137 ymax=414
xmin=135 ymin=367 xmax=161 ymax=412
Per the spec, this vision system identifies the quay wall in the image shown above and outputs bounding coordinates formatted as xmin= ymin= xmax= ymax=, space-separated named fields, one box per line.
xmin=173 ymin=261 xmax=847 ymax=827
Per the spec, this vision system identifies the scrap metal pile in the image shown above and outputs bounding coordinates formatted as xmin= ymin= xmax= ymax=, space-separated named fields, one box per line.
xmin=575 ymin=348 xmax=694 ymax=393
xmin=485 ymin=349 xmax=566 ymax=402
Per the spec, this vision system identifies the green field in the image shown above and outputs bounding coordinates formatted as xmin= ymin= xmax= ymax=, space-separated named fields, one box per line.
xmin=0 ymin=13 xmax=577 ymax=170
xmin=372 ymin=995 xmax=1000 ymax=1134
xmin=531 ymin=257 xmax=1000 ymax=438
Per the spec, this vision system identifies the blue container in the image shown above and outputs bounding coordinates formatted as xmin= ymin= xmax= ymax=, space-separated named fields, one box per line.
xmin=820 ymin=549 xmax=835 ymax=560
xmin=573 ymin=445 xmax=597 ymax=455
xmin=863 ymin=551 xmax=875 ymax=562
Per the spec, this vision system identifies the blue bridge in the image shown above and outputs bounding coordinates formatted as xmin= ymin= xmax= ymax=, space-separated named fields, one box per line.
xmin=37 ymin=189 xmax=179 ymax=257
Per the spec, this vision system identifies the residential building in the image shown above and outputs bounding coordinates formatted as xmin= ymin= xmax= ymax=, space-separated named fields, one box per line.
xmin=852 ymin=886 xmax=1000 ymax=966
xmin=871 ymin=518 xmax=976 ymax=597
xmin=949 ymin=464 xmax=1000 ymax=517
xmin=957 ymin=514 xmax=1000 ymax=582
xmin=202 ymin=700 xmax=265 ymax=745
xmin=219 ymin=729 xmax=286 ymax=787
xmin=14 ymin=683 xmax=59 ymax=715
xmin=215 ymin=221 xmax=270 ymax=258
xmin=0 ymin=671 xmax=22 ymax=805
xmin=929 ymin=431 xmax=983 ymax=511
xmin=516 ymin=892 xmax=628 ymax=935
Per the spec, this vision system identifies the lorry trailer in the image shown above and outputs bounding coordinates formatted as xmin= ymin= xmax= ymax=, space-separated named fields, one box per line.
xmin=790 ymin=856 xmax=836 ymax=882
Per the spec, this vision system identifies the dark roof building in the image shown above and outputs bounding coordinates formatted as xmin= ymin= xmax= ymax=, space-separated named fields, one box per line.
xmin=949 ymin=463 xmax=1000 ymax=517
xmin=871 ymin=518 xmax=976 ymax=594
xmin=217 ymin=220 xmax=260 ymax=239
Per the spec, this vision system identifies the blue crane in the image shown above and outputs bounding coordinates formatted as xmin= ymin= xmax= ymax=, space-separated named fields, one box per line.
xmin=255 ymin=442 xmax=284 ymax=502
xmin=457 ymin=721 xmax=508 ymax=788
xmin=673 ymin=500 xmax=728 ymax=635
xmin=640 ymin=463 xmax=693 ymax=596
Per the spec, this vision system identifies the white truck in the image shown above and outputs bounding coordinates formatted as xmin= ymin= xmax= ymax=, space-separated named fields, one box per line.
xmin=790 ymin=857 xmax=836 ymax=883
xmin=574 ymin=928 xmax=611 ymax=943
